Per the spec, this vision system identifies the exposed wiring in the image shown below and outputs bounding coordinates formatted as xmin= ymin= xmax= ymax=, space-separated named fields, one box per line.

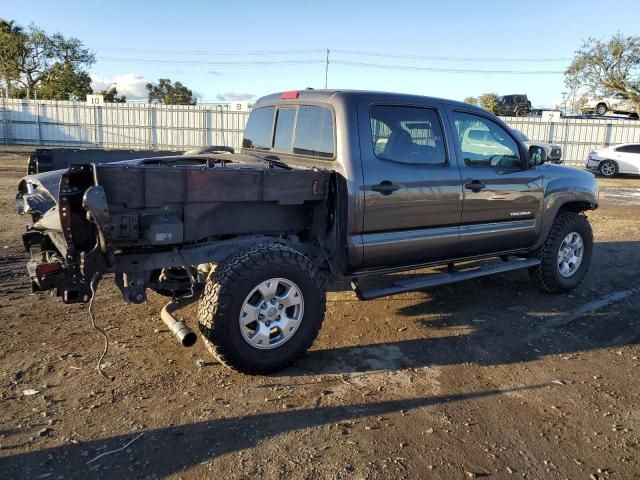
xmin=88 ymin=272 xmax=113 ymax=381
xmin=86 ymin=432 xmax=144 ymax=465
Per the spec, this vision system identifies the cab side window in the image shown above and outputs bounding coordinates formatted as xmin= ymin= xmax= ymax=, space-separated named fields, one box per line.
xmin=452 ymin=112 xmax=522 ymax=168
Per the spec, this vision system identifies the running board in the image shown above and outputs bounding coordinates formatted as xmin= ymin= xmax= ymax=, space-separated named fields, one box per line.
xmin=351 ymin=258 xmax=541 ymax=300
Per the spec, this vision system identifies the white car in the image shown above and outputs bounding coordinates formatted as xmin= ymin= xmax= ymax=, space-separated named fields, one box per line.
xmin=586 ymin=143 xmax=640 ymax=177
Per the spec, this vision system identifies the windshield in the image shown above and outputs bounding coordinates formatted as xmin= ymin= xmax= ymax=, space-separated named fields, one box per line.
xmin=512 ymin=129 xmax=529 ymax=142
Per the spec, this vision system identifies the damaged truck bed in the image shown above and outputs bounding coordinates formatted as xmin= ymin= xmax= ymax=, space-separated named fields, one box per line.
xmin=18 ymin=153 xmax=333 ymax=304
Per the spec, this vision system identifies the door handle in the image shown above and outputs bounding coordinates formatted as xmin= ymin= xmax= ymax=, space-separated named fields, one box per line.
xmin=372 ymin=181 xmax=400 ymax=195
xmin=464 ymin=180 xmax=486 ymax=193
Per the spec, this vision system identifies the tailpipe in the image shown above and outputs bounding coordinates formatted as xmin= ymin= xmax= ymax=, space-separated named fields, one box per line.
xmin=161 ymin=301 xmax=197 ymax=347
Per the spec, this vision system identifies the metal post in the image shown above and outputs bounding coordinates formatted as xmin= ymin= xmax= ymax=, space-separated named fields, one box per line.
xmin=93 ymin=104 xmax=99 ymax=146
xmin=324 ymin=48 xmax=330 ymax=89
xmin=1 ymin=94 xmax=7 ymax=144
xmin=203 ymin=109 xmax=208 ymax=147
xmin=36 ymin=102 xmax=42 ymax=145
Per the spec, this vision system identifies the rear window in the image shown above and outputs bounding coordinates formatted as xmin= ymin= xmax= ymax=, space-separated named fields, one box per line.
xmin=242 ymin=107 xmax=274 ymax=150
xmin=293 ymin=106 xmax=334 ymax=158
xmin=273 ymin=108 xmax=296 ymax=151
xmin=242 ymin=104 xmax=335 ymax=159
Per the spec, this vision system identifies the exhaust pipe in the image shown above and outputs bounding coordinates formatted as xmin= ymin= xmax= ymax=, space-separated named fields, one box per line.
xmin=161 ymin=301 xmax=197 ymax=347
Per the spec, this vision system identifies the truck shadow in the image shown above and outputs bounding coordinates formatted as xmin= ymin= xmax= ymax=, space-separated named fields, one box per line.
xmin=0 ymin=384 xmax=544 ymax=479
xmin=292 ymin=240 xmax=640 ymax=376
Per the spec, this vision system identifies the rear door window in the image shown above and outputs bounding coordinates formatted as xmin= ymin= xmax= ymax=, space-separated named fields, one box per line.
xmin=616 ymin=144 xmax=640 ymax=154
xmin=293 ymin=106 xmax=334 ymax=158
xmin=273 ymin=108 xmax=296 ymax=152
xmin=370 ymin=105 xmax=447 ymax=165
xmin=242 ymin=107 xmax=275 ymax=150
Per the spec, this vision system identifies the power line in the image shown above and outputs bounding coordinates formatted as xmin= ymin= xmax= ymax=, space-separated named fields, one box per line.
xmin=332 ymin=60 xmax=564 ymax=75
xmin=98 ymin=56 xmax=324 ymax=66
xmin=92 ymin=45 xmax=569 ymax=63
xmin=332 ymin=49 xmax=570 ymax=62
xmin=93 ymin=47 xmax=324 ymax=56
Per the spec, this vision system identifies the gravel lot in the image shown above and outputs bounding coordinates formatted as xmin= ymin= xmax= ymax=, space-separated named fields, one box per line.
xmin=1 ymin=147 xmax=639 ymax=479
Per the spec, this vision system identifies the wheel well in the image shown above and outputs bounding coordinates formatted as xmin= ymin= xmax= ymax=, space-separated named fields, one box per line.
xmin=559 ymin=201 xmax=593 ymax=213
xmin=596 ymin=102 xmax=607 ymax=108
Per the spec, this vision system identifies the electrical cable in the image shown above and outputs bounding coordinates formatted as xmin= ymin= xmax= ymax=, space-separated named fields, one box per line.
xmin=88 ymin=272 xmax=113 ymax=381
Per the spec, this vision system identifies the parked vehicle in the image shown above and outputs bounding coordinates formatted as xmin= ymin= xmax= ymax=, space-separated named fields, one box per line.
xmin=586 ymin=143 xmax=640 ymax=177
xmin=494 ymin=94 xmax=531 ymax=117
xmin=512 ymin=129 xmax=563 ymax=164
xmin=16 ymin=90 xmax=598 ymax=374
xmin=582 ymin=93 xmax=639 ymax=118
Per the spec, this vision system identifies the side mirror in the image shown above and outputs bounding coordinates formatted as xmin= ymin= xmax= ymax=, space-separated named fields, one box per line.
xmin=528 ymin=145 xmax=546 ymax=166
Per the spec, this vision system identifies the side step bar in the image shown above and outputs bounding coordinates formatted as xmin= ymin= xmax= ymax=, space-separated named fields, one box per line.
xmin=351 ymin=257 xmax=541 ymax=300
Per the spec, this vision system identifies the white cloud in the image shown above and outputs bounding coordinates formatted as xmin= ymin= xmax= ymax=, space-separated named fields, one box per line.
xmin=91 ymin=74 xmax=151 ymax=100
xmin=202 ymin=68 xmax=221 ymax=76
xmin=216 ymin=91 xmax=255 ymax=101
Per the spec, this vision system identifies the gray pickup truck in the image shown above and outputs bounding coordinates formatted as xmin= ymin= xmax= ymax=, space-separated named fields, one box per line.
xmin=16 ymin=90 xmax=598 ymax=374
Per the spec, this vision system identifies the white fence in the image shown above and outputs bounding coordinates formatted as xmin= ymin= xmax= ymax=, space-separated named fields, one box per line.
xmin=2 ymin=98 xmax=640 ymax=167
xmin=503 ymin=116 xmax=640 ymax=167
xmin=0 ymin=98 xmax=250 ymax=150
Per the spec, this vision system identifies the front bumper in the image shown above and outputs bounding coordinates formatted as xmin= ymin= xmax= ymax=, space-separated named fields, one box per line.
xmin=585 ymin=157 xmax=601 ymax=171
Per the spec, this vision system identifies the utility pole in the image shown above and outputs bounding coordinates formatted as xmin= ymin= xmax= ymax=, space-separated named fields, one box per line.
xmin=324 ymin=48 xmax=330 ymax=89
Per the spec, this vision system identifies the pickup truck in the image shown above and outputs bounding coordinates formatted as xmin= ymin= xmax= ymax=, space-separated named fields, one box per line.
xmin=16 ymin=90 xmax=599 ymax=374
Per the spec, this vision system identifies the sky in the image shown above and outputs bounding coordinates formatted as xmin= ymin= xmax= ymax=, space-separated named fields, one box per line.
xmin=3 ymin=0 xmax=640 ymax=107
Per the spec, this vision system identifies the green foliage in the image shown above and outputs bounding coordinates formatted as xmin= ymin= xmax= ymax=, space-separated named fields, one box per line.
xmin=36 ymin=63 xmax=92 ymax=100
xmin=566 ymin=33 xmax=640 ymax=113
xmin=146 ymin=78 xmax=197 ymax=105
xmin=0 ymin=18 xmax=95 ymax=99
xmin=0 ymin=19 xmax=24 ymax=94
xmin=478 ymin=93 xmax=498 ymax=113
xmin=98 ymin=86 xmax=126 ymax=103
xmin=463 ymin=96 xmax=478 ymax=106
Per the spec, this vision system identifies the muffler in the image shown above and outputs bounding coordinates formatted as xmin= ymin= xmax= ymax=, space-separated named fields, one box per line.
xmin=161 ymin=301 xmax=197 ymax=347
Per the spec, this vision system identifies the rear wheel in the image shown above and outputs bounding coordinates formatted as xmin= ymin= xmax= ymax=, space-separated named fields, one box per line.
xmin=529 ymin=211 xmax=593 ymax=293
xmin=197 ymin=243 xmax=326 ymax=374
xmin=599 ymin=160 xmax=618 ymax=177
xmin=515 ymin=106 xmax=528 ymax=117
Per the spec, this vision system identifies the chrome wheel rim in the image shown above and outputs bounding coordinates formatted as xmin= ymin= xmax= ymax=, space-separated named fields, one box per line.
xmin=601 ymin=162 xmax=616 ymax=176
xmin=239 ymin=278 xmax=304 ymax=349
xmin=557 ymin=232 xmax=584 ymax=278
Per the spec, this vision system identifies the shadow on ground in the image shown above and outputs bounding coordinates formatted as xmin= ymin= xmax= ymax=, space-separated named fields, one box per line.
xmin=0 ymin=384 xmax=544 ymax=479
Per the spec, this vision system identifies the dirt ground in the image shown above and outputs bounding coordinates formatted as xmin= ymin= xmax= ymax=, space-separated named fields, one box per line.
xmin=0 ymin=147 xmax=639 ymax=479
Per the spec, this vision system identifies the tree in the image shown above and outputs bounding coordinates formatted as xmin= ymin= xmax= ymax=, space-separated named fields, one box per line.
xmin=463 ymin=96 xmax=478 ymax=106
xmin=566 ymin=33 xmax=640 ymax=114
xmin=35 ymin=62 xmax=92 ymax=100
xmin=146 ymin=78 xmax=197 ymax=105
xmin=0 ymin=19 xmax=24 ymax=95
xmin=0 ymin=20 xmax=95 ymax=99
xmin=478 ymin=93 xmax=498 ymax=113
xmin=98 ymin=86 xmax=126 ymax=103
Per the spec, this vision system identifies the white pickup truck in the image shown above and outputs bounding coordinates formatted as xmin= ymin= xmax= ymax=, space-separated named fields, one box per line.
xmin=582 ymin=93 xmax=638 ymax=118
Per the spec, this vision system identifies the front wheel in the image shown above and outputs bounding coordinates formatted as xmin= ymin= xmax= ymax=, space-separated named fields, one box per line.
xmin=197 ymin=243 xmax=326 ymax=374
xmin=596 ymin=103 xmax=608 ymax=116
xmin=529 ymin=211 xmax=593 ymax=293
xmin=599 ymin=160 xmax=618 ymax=177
